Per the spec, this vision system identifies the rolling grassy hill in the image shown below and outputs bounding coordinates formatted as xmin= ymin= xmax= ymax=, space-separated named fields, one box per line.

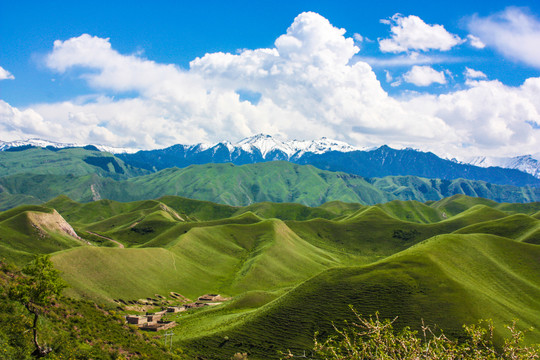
xmin=0 ymin=147 xmax=147 ymax=179
xmin=176 ymin=234 xmax=540 ymax=359
xmin=50 ymin=218 xmax=343 ymax=303
xmin=0 ymin=205 xmax=85 ymax=264
xmin=1 ymin=161 xmax=539 ymax=211
xmin=1 ymin=195 xmax=539 ymax=358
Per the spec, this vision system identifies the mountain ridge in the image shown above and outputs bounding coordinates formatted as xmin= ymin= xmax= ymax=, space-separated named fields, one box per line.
xmin=3 ymin=135 xmax=539 ymax=181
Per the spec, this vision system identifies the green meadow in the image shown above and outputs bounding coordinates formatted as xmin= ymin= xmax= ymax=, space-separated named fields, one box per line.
xmin=0 ymin=194 xmax=539 ymax=358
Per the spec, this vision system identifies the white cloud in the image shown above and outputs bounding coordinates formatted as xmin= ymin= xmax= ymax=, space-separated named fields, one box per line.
xmin=32 ymin=12 xmax=450 ymax=149
xmin=467 ymin=34 xmax=485 ymax=49
xmin=403 ymin=65 xmax=446 ymax=86
xmin=353 ymin=33 xmax=363 ymax=43
xmin=0 ymin=11 xmax=538 ymax=159
xmin=467 ymin=7 xmax=540 ymax=69
xmin=404 ymin=78 xmax=540 ymax=157
xmin=379 ymin=14 xmax=463 ymax=53
xmin=0 ymin=66 xmax=14 ymax=80
xmin=358 ymin=51 xmax=461 ymax=68
xmin=0 ymin=100 xmax=61 ymax=140
xmin=464 ymin=67 xmax=487 ymax=79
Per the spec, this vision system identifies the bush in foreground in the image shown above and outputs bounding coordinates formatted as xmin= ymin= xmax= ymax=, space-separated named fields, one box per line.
xmin=283 ymin=307 xmax=539 ymax=360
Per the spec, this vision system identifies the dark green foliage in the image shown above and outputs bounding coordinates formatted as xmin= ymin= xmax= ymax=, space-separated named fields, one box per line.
xmin=310 ymin=309 xmax=540 ymax=360
xmin=392 ymin=229 xmax=420 ymax=241
xmin=0 ymin=260 xmax=182 ymax=359
xmin=7 ymin=255 xmax=67 ymax=357
xmin=0 ymin=161 xmax=539 ymax=211
xmin=8 ymin=255 xmax=67 ymax=308
xmin=83 ymin=156 xmax=125 ymax=174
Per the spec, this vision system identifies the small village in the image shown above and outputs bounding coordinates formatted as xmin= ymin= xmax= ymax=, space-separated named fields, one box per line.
xmin=124 ymin=294 xmax=228 ymax=331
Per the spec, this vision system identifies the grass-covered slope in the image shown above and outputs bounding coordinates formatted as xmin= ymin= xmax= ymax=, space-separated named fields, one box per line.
xmin=454 ymin=214 xmax=540 ymax=244
xmin=0 ymin=205 xmax=85 ymax=264
xmin=1 ymin=161 xmax=539 ymax=211
xmin=0 ymin=147 xmax=146 ymax=179
xmin=177 ymin=234 xmax=540 ymax=359
xmin=43 ymin=195 xmax=536 ymax=304
xmin=51 ymin=219 xmax=342 ymax=303
xmin=1 ymin=195 xmax=539 ymax=359
xmin=123 ymin=162 xmax=540 ymax=205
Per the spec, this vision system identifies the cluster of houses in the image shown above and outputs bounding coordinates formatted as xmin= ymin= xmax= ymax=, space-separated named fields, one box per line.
xmin=126 ymin=309 xmax=176 ymax=331
xmin=125 ymin=294 xmax=227 ymax=331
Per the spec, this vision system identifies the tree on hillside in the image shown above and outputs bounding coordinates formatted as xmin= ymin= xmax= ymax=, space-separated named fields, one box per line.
xmin=8 ymin=255 xmax=67 ymax=357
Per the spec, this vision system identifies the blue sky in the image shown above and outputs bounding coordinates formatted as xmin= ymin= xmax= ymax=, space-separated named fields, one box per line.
xmin=1 ymin=0 xmax=539 ymax=158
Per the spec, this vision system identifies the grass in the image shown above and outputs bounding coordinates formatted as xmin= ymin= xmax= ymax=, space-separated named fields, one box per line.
xmin=0 ymin=147 xmax=147 ymax=179
xmin=0 ymin=206 xmax=84 ymax=265
xmin=176 ymin=234 xmax=540 ymax=359
xmin=454 ymin=213 xmax=540 ymax=243
xmin=50 ymin=219 xmax=342 ymax=303
xmin=1 ymin=194 xmax=539 ymax=359
xmin=1 ymin=161 xmax=538 ymax=211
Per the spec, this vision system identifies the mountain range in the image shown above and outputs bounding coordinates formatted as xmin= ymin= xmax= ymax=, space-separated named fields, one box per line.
xmin=2 ymin=135 xmax=539 ymax=184
xmin=0 ymin=147 xmax=538 ymax=211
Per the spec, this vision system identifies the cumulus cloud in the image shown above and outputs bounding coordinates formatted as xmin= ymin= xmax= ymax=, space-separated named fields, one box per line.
xmin=0 ymin=66 xmax=14 ymax=80
xmin=27 ymin=12 xmax=450 ymax=149
xmin=467 ymin=7 xmax=540 ymax=69
xmin=1 ymin=11 xmax=539 ymax=158
xmin=404 ymin=78 xmax=540 ymax=157
xmin=403 ymin=65 xmax=447 ymax=86
xmin=467 ymin=34 xmax=485 ymax=49
xmin=379 ymin=14 xmax=463 ymax=53
xmin=0 ymin=100 xmax=61 ymax=140
xmin=464 ymin=67 xmax=487 ymax=79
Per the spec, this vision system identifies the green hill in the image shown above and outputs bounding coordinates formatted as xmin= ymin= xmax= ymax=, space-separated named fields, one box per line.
xmin=454 ymin=213 xmax=540 ymax=243
xmin=51 ymin=219 xmax=341 ymax=303
xmin=176 ymin=234 xmax=540 ymax=359
xmin=375 ymin=200 xmax=444 ymax=223
xmin=1 ymin=161 xmax=539 ymax=211
xmin=41 ymin=196 xmax=534 ymax=304
xmin=0 ymin=205 xmax=85 ymax=264
xmin=1 ymin=195 xmax=539 ymax=359
xmin=0 ymin=147 xmax=147 ymax=179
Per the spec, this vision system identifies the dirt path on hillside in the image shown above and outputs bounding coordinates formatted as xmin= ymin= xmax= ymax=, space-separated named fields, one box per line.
xmin=87 ymin=231 xmax=125 ymax=248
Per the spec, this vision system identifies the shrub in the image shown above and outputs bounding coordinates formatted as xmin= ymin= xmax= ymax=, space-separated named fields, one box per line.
xmin=295 ymin=307 xmax=540 ymax=360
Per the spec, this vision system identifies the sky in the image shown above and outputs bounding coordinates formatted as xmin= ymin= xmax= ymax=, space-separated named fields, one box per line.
xmin=1 ymin=0 xmax=540 ymax=159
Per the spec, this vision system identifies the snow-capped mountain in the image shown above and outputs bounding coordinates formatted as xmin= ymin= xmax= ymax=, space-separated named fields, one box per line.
xmin=2 ymin=135 xmax=539 ymax=187
xmin=0 ymin=138 xmax=138 ymax=154
xmin=0 ymin=138 xmax=81 ymax=151
xmin=457 ymin=154 xmax=540 ymax=180
xmin=234 ymin=134 xmax=360 ymax=159
xmin=112 ymin=134 xmax=540 ymax=188
xmin=0 ymin=135 xmax=358 ymax=158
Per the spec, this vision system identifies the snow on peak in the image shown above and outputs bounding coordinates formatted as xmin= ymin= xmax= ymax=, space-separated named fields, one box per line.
xmin=234 ymin=134 xmax=359 ymax=158
xmin=0 ymin=138 xmax=81 ymax=150
xmin=93 ymin=144 xmax=139 ymax=154
xmin=301 ymin=137 xmax=359 ymax=155
xmin=458 ymin=154 xmax=540 ymax=179
xmin=0 ymin=138 xmax=138 ymax=154
xmin=237 ymin=134 xmax=295 ymax=157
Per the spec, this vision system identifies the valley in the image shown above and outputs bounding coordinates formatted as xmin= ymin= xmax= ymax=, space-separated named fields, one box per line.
xmin=1 ymin=192 xmax=539 ymax=358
